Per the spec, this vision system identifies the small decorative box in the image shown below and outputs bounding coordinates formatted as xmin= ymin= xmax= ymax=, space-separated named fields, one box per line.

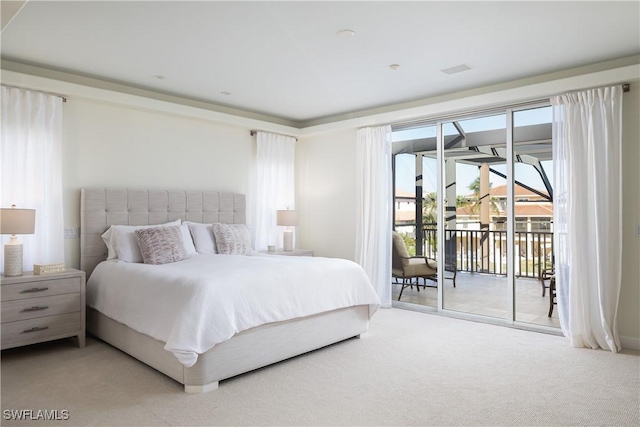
xmin=34 ymin=263 xmax=66 ymax=275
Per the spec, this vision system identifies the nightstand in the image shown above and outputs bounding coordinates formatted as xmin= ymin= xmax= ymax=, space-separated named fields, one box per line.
xmin=1 ymin=268 xmax=86 ymax=350
xmin=260 ymin=249 xmax=314 ymax=257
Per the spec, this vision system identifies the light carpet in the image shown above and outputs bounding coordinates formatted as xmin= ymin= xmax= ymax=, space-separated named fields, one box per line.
xmin=1 ymin=308 xmax=639 ymax=426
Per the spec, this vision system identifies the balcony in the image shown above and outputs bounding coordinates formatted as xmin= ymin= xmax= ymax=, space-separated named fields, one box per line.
xmin=393 ymin=225 xmax=559 ymax=328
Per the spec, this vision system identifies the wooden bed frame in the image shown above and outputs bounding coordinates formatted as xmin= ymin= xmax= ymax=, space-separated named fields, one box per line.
xmin=80 ymin=188 xmax=370 ymax=393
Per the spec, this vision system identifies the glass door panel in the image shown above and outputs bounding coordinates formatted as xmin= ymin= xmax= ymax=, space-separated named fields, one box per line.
xmin=392 ymin=125 xmax=438 ymax=307
xmin=512 ymin=106 xmax=559 ymax=328
xmin=441 ymin=113 xmax=508 ymax=319
xmin=417 ymin=154 xmax=438 ymax=307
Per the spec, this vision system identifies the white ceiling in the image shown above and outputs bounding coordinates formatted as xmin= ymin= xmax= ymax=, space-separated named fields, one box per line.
xmin=2 ymin=1 xmax=639 ymax=125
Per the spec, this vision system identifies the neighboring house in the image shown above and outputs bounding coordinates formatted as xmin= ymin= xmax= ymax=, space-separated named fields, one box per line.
xmin=457 ymin=184 xmax=553 ymax=233
xmin=394 ymin=189 xmax=419 ymax=225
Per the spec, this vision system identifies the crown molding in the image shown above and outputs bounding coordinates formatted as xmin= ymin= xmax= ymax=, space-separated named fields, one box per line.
xmin=0 ymin=60 xmax=302 ymax=134
xmin=2 ymin=56 xmax=638 ymax=137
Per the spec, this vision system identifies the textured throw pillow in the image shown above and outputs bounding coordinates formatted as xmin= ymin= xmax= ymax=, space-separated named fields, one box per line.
xmin=212 ymin=223 xmax=253 ymax=255
xmin=135 ymin=226 xmax=189 ymax=265
xmin=184 ymin=221 xmax=217 ymax=254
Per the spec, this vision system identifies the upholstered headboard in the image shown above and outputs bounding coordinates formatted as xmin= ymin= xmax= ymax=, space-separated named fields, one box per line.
xmin=80 ymin=188 xmax=246 ymax=277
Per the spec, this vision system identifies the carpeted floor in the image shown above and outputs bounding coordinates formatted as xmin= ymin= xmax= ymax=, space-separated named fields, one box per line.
xmin=2 ymin=308 xmax=639 ymax=426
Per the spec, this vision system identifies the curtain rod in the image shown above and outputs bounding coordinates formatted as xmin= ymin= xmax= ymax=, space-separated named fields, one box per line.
xmin=385 ymin=83 xmax=631 ymax=132
xmin=1 ymin=84 xmax=67 ymax=102
xmin=564 ymin=82 xmax=631 ymax=96
xmin=250 ymin=130 xmax=298 ymax=141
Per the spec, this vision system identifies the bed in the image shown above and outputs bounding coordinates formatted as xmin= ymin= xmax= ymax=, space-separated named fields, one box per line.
xmin=81 ymin=188 xmax=379 ymax=393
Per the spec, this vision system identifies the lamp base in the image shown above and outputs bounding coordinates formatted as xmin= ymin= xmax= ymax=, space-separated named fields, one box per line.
xmin=4 ymin=242 xmax=24 ymax=276
xmin=283 ymin=231 xmax=294 ymax=252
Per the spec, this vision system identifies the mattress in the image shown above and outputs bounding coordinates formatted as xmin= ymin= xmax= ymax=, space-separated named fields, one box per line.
xmin=87 ymin=254 xmax=380 ymax=367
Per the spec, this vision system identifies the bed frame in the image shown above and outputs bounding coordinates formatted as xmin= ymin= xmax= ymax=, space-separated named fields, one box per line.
xmin=80 ymin=188 xmax=370 ymax=393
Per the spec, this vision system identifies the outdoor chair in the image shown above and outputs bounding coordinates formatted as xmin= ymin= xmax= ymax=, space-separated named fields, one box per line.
xmin=392 ymin=231 xmax=456 ymax=301
xmin=548 ymin=275 xmax=557 ymax=317
xmin=539 ymin=260 xmax=557 ymax=316
xmin=539 ymin=266 xmax=555 ymax=297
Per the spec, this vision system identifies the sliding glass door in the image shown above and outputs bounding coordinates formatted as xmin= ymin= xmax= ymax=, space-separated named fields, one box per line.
xmin=392 ymin=102 xmax=558 ymax=330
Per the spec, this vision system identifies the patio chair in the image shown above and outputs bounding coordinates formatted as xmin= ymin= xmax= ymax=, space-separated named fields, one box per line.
xmin=392 ymin=231 xmax=456 ymax=301
xmin=539 ymin=267 xmax=554 ymax=297
xmin=548 ymin=275 xmax=557 ymax=317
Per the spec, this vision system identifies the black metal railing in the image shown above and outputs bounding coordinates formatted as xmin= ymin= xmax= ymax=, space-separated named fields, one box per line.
xmin=420 ymin=228 xmax=553 ymax=278
xmin=393 ymin=222 xmax=553 ymax=278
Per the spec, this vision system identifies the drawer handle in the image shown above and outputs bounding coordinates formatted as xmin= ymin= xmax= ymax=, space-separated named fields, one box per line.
xmin=20 ymin=287 xmax=49 ymax=294
xmin=21 ymin=306 xmax=49 ymax=313
xmin=22 ymin=326 xmax=49 ymax=334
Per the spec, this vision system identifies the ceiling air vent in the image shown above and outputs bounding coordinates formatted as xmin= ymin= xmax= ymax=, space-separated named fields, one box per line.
xmin=441 ymin=64 xmax=472 ymax=75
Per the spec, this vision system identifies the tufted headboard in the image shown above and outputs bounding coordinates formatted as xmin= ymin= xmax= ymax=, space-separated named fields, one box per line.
xmin=80 ymin=188 xmax=246 ymax=278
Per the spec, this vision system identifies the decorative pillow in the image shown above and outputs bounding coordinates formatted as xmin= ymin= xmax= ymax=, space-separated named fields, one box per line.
xmin=211 ymin=223 xmax=253 ymax=255
xmin=135 ymin=226 xmax=189 ymax=265
xmin=184 ymin=221 xmax=217 ymax=254
xmin=101 ymin=220 xmax=181 ymax=261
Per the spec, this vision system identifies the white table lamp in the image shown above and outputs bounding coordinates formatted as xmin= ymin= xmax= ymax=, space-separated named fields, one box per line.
xmin=277 ymin=209 xmax=299 ymax=252
xmin=1 ymin=205 xmax=36 ymax=276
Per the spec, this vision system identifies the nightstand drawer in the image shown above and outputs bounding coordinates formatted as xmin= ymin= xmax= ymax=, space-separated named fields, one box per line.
xmin=1 ymin=313 xmax=80 ymax=349
xmin=1 ymin=294 xmax=81 ymax=323
xmin=1 ymin=277 xmax=81 ymax=302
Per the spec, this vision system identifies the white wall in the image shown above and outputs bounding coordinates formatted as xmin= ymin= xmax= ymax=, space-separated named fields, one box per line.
xmin=619 ymin=81 xmax=640 ymax=343
xmin=62 ymin=98 xmax=254 ymax=268
xmin=296 ymin=129 xmax=357 ymax=261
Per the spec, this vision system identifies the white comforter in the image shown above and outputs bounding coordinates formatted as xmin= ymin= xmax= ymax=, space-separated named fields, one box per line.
xmin=87 ymin=254 xmax=380 ymax=367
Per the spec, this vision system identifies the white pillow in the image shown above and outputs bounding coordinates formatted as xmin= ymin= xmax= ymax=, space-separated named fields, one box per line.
xmin=212 ymin=223 xmax=253 ymax=255
xmin=179 ymin=224 xmax=197 ymax=257
xmin=184 ymin=221 xmax=217 ymax=254
xmin=101 ymin=220 xmax=196 ymax=262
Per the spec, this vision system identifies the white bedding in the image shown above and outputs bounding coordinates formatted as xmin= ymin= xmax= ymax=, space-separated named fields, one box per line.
xmin=87 ymin=254 xmax=380 ymax=367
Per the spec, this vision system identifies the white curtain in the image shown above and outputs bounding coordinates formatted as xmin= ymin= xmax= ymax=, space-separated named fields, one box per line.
xmin=551 ymin=86 xmax=623 ymax=352
xmin=251 ymin=131 xmax=296 ymax=251
xmin=355 ymin=125 xmax=392 ymax=307
xmin=1 ymin=86 xmax=64 ymax=271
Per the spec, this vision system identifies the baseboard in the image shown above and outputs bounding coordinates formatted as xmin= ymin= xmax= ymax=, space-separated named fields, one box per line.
xmin=620 ymin=335 xmax=640 ymax=351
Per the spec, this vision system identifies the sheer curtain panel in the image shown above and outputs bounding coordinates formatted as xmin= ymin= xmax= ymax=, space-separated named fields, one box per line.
xmin=355 ymin=126 xmax=392 ymax=307
xmin=551 ymin=86 xmax=623 ymax=352
xmin=1 ymin=86 xmax=64 ymax=272
xmin=251 ymin=131 xmax=296 ymax=251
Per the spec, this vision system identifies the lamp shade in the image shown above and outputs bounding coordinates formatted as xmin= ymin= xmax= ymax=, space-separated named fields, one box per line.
xmin=276 ymin=209 xmax=299 ymax=227
xmin=0 ymin=208 xmax=36 ymax=235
